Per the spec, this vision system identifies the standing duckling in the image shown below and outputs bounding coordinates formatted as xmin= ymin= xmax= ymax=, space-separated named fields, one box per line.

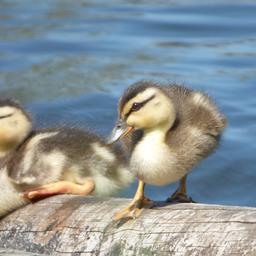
xmin=108 ymin=81 xmax=226 ymax=219
xmin=0 ymin=99 xmax=133 ymax=217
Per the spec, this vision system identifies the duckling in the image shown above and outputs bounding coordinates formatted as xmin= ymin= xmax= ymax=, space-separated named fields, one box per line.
xmin=0 ymin=99 xmax=133 ymax=217
xmin=0 ymin=99 xmax=32 ymax=217
xmin=108 ymin=81 xmax=226 ymax=220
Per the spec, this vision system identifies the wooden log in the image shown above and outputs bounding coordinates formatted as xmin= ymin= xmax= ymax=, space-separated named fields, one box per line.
xmin=0 ymin=248 xmax=46 ymax=256
xmin=0 ymin=195 xmax=255 ymax=256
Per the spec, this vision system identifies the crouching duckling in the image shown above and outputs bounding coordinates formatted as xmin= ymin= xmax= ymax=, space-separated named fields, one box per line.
xmin=108 ymin=81 xmax=226 ymax=220
xmin=0 ymin=99 xmax=133 ymax=217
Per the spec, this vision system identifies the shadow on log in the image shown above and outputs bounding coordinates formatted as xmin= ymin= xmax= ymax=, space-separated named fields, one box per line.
xmin=0 ymin=195 xmax=256 ymax=256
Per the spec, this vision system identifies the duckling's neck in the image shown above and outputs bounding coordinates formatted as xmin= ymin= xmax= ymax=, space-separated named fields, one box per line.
xmin=0 ymin=147 xmax=13 ymax=170
xmin=142 ymin=121 xmax=171 ymax=143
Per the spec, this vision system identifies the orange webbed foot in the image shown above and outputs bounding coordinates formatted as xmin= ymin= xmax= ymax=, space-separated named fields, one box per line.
xmin=22 ymin=179 xmax=95 ymax=200
xmin=114 ymin=197 xmax=154 ymax=221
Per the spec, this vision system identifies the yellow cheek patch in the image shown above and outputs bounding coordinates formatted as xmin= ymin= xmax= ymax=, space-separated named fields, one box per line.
xmin=128 ymin=114 xmax=151 ymax=129
xmin=121 ymin=101 xmax=133 ymax=119
xmin=0 ymin=128 xmax=14 ymax=142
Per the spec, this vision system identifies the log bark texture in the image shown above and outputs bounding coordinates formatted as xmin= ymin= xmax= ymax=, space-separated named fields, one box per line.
xmin=0 ymin=195 xmax=255 ymax=256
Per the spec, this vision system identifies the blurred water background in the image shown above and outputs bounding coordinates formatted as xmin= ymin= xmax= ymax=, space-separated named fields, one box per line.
xmin=0 ymin=0 xmax=255 ymax=206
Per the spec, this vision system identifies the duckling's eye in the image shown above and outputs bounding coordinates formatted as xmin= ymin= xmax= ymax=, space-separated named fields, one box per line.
xmin=131 ymin=102 xmax=142 ymax=112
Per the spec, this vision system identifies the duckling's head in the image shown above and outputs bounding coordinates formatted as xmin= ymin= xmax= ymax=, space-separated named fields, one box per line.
xmin=108 ymin=81 xmax=176 ymax=143
xmin=0 ymin=99 xmax=32 ymax=156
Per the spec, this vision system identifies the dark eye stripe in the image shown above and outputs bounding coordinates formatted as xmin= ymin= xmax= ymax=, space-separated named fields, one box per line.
xmin=124 ymin=94 xmax=155 ymax=120
xmin=0 ymin=113 xmax=13 ymax=119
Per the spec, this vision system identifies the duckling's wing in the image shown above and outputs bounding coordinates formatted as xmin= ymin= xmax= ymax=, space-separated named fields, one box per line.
xmin=163 ymin=85 xmax=226 ymax=167
xmin=7 ymin=130 xmax=65 ymax=186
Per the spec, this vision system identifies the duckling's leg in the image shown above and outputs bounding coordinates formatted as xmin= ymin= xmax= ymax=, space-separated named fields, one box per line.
xmin=114 ymin=180 xmax=153 ymax=221
xmin=22 ymin=179 xmax=95 ymax=200
xmin=166 ymin=175 xmax=195 ymax=203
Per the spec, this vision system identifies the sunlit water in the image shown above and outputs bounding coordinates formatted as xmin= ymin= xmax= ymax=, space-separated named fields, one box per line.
xmin=0 ymin=0 xmax=255 ymax=206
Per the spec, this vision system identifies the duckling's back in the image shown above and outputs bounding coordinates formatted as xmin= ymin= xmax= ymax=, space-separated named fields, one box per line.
xmin=7 ymin=128 xmax=133 ymax=196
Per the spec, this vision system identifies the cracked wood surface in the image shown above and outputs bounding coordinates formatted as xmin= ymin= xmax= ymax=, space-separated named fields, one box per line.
xmin=0 ymin=195 xmax=255 ymax=256
xmin=0 ymin=248 xmax=46 ymax=256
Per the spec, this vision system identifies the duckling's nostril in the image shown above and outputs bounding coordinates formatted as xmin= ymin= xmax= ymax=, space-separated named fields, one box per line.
xmin=116 ymin=120 xmax=125 ymax=129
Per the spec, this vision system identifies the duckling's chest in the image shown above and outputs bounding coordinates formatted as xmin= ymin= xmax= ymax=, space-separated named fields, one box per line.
xmin=130 ymin=134 xmax=180 ymax=186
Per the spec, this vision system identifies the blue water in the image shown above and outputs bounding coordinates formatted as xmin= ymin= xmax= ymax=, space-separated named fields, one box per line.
xmin=0 ymin=0 xmax=255 ymax=207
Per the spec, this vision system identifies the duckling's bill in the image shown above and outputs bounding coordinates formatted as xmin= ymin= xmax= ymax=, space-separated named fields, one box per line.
xmin=107 ymin=119 xmax=134 ymax=144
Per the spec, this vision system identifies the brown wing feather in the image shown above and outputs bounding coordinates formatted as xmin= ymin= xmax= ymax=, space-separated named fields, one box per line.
xmin=162 ymin=85 xmax=226 ymax=169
